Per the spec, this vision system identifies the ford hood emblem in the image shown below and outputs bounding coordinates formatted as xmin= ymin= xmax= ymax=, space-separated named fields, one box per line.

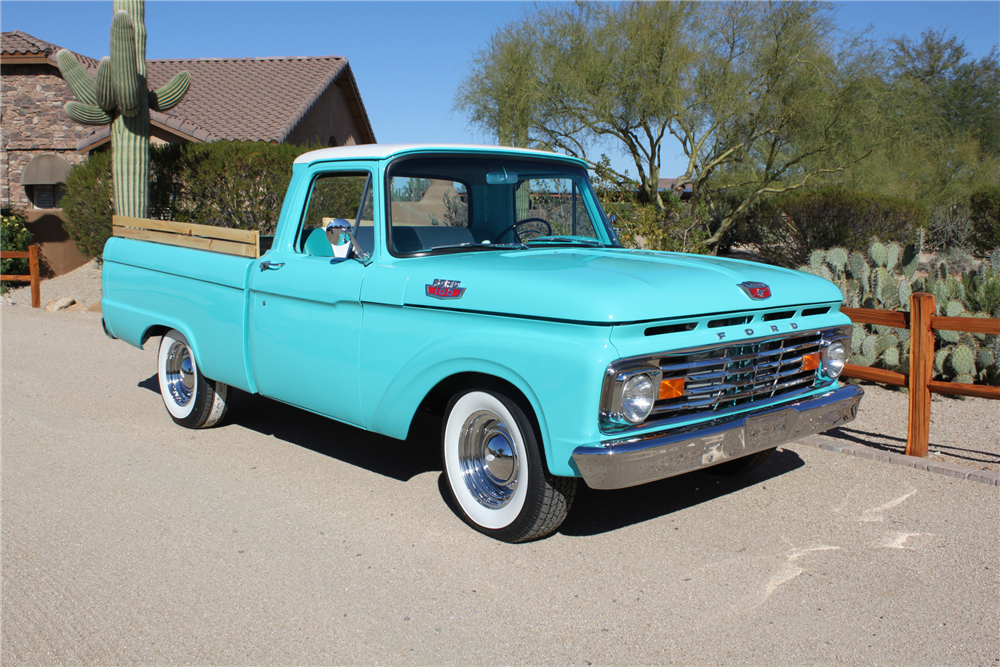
xmin=738 ymin=281 xmax=771 ymax=300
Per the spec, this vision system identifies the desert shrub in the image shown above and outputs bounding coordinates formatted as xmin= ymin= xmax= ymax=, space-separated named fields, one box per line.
xmin=61 ymin=150 xmax=114 ymax=259
xmin=925 ymin=202 xmax=976 ymax=253
xmin=1 ymin=208 xmax=34 ymax=294
xmin=748 ymin=187 xmax=928 ymax=267
xmin=174 ymin=141 xmax=314 ymax=235
xmin=592 ymin=168 xmax=708 ymax=254
xmin=61 ymin=141 xmax=322 ymax=258
xmin=970 ymin=185 xmax=1000 ymax=255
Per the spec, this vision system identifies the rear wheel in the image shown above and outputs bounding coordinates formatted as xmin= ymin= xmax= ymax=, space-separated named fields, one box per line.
xmin=442 ymin=388 xmax=576 ymax=542
xmin=157 ymin=329 xmax=229 ymax=429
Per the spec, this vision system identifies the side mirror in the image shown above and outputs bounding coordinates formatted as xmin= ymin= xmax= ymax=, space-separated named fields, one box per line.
xmin=325 ymin=218 xmax=371 ymax=265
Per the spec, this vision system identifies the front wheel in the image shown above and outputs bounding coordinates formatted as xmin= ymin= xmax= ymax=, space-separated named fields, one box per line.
xmin=157 ymin=329 xmax=229 ymax=429
xmin=442 ymin=388 xmax=576 ymax=542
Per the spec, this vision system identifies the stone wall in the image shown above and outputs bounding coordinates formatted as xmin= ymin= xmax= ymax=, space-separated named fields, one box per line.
xmin=1 ymin=63 xmax=93 ymax=209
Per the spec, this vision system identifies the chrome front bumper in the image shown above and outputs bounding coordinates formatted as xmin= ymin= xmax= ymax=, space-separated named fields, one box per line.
xmin=572 ymin=385 xmax=863 ymax=490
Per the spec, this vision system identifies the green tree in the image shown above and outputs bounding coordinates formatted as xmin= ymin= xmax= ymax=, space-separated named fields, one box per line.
xmin=456 ymin=1 xmax=693 ymax=209
xmin=890 ymin=29 xmax=1000 ymax=156
xmin=455 ymin=1 xmax=887 ymax=251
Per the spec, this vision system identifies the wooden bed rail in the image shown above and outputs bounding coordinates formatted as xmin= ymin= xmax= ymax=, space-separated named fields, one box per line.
xmin=112 ymin=216 xmax=260 ymax=258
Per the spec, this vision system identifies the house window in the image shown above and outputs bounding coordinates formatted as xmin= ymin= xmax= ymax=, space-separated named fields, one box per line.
xmin=21 ymin=154 xmax=71 ymax=209
xmin=27 ymin=184 xmax=64 ymax=209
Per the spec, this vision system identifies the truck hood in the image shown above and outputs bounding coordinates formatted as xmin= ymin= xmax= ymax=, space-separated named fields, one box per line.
xmin=396 ymin=248 xmax=842 ymax=323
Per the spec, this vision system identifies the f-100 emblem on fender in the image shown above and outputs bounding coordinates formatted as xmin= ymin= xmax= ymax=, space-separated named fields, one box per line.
xmin=426 ymin=279 xmax=466 ymax=299
xmin=737 ymin=281 xmax=771 ymax=300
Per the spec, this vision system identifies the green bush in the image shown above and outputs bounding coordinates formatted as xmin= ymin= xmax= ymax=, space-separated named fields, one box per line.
xmin=1 ymin=207 xmax=34 ymax=294
xmin=170 ymin=142 xmax=313 ymax=235
xmin=970 ymin=185 xmax=1000 ymax=255
xmin=592 ymin=166 xmax=708 ymax=254
xmin=61 ymin=141 xmax=321 ymax=259
xmin=61 ymin=150 xmax=114 ymax=259
xmin=748 ymin=187 xmax=928 ymax=267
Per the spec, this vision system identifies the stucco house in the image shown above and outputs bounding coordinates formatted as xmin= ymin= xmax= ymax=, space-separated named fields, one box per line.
xmin=1 ymin=31 xmax=375 ymax=274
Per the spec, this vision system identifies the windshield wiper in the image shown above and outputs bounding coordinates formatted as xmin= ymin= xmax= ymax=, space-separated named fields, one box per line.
xmin=523 ymin=236 xmax=604 ymax=247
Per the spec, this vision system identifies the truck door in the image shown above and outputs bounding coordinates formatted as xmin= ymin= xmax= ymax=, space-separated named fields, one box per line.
xmin=248 ymin=168 xmax=375 ymax=427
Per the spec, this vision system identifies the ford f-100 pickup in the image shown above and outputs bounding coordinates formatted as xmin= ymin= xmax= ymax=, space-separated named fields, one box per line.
xmin=101 ymin=144 xmax=862 ymax=542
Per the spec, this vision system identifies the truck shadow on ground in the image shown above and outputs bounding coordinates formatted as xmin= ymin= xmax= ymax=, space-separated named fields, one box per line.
xmin=556 ymin=449 xmax=804 ymax=536
xmin=138 ymin=377 xmax=806 ymax=537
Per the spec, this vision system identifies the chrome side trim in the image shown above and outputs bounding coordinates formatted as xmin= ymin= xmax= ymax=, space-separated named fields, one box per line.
xmin=574 ymin=385 xmax=863 ymax=490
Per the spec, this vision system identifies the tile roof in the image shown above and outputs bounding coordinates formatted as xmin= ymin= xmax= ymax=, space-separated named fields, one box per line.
xmin=1 ymin=30 xmax=100 ymax=68
xmin=2 ymin=31 xmax=375 ymax=149
xmin=147 ymin=57 xmax=360 ymax=143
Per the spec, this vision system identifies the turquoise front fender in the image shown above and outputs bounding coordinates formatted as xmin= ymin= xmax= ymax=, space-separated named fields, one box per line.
xmin=359 ymin=303 xmax=618 ymax=478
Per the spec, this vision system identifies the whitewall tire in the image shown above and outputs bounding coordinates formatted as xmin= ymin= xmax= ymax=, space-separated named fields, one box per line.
xmin=442 ymin=388 xmax=576 ymax=542
xmin=157 ymin=329 xmax=229 ymax=429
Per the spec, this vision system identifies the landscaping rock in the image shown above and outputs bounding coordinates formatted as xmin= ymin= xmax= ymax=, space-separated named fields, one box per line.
xmin=44 ymin=297 xmax=76 ymax=312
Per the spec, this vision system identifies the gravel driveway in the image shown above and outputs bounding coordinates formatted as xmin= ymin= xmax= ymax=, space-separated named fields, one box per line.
xmin=3 ymin=306 xmax=998 ymax=665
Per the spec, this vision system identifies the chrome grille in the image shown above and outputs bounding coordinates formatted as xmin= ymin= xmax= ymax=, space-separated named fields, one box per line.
xmin=652 ymin=330 xmax=824 ymax=421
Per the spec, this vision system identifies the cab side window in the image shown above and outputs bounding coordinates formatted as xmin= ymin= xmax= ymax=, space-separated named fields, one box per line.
xmin=300 ymin=172 xmax=373 ymax=256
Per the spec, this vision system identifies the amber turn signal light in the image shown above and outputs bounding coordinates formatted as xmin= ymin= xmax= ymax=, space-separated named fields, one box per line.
xmin=659 ymin=378 xmax=685 ymax=400
xmin=802 ymin=352 xmax=821 ymax=372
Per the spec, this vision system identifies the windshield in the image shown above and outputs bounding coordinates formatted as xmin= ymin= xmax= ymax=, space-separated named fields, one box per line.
xmin=386 ymin=154 xmax=619 ymax=255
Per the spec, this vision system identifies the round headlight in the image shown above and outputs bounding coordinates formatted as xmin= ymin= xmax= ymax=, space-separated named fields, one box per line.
xmin=822 ymin=341 xmax=847 ymax=379
xmin=621 ymin=374 xmax=656 ymax=424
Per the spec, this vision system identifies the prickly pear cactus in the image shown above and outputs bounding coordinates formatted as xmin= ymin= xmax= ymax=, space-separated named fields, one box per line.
xmin=901 ymin=244 xmax=919 ymax=280
xmin=949 ymin=344 xmax=976 ymax=376
xmin=797 ymin=234 xmax=997 ymax=387
xmin=885 ymin=242 xmax=900 ymax=272
xmin=870 ymin=241 xmax=887 ymax=267
xmin=826 ymin=247 xmax=848 ymax=273
xmin=57 ymin=0 xmax=190 ymax=218
xmin=945 ymin=300 xmax=965 ymax=317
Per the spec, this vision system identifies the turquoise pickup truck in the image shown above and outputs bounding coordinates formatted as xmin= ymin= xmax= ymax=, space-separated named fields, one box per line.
xmin=102 ymin=144 xmax=862 ymax=542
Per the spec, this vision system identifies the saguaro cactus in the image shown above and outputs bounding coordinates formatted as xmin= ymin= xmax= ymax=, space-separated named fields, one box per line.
xmin=57 ymin=0 xmax=190 ymax=218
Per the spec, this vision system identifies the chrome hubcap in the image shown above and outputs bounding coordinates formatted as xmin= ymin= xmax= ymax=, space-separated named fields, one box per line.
xmin=458 ymin=410 xmax=519 ymax=508
xmin=165 ymin=341 xmax=195 ymax=406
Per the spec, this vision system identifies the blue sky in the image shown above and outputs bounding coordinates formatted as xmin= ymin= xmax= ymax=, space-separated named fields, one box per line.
xmin=4 ymin=1 xmax=999 ymax=179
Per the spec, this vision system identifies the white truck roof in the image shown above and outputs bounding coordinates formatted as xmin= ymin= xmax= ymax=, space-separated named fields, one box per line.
xmin=294 ymin=143 xmax=588 ymax=166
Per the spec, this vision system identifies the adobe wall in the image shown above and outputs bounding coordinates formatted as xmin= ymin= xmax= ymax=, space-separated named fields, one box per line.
xmin=1 ymin=63 xmax=92 ymax=208
xmin=286 ymin=81 xmax=361 ymax=148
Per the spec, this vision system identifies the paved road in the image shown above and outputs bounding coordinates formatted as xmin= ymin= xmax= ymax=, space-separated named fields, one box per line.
xmin=3 ymin=307 xmax=998 ymax=665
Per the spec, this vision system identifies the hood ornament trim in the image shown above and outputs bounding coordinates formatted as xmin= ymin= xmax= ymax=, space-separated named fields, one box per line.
xmin=738 ymin=281 xmax=771 ymax=300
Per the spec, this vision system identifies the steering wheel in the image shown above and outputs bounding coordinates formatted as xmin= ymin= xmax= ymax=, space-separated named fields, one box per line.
xmin=492 ymin=217 xmax=552 ymax=243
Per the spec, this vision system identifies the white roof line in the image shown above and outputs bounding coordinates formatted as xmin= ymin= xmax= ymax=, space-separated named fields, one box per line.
xmin=293 ymin=143 xmax=588 ymax=165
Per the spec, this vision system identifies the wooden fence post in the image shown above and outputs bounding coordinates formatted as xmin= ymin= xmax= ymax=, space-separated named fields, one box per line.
xmin=907 ymin=292 xmax=935 ymax=457
xmin=29 ymin=244 xmax=40 ymax=309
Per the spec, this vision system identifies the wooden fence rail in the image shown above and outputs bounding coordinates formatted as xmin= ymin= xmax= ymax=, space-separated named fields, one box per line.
xmin=842 ymin=292 xmax=1000 ymax=458
xmin=0 ymin=244 xmax=40 ymax=308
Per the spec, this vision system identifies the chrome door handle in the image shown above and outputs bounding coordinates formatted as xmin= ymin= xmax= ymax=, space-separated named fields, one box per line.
xmin=259 ymin=261 xmax=285 ymax=272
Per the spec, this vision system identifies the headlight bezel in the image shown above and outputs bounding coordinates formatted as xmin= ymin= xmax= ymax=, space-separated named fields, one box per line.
xmin=820 ymin=339 xmax=848 ymax=380
xmin=601 ymin=365 xmax=662 ymax=427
